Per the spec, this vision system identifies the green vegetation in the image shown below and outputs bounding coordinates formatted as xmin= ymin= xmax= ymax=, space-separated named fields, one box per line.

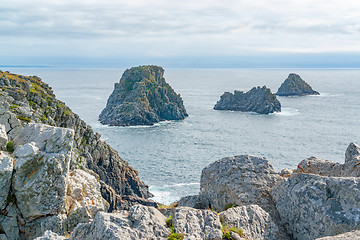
xmin=221 ymin=224 xmax=244 ymax=240
xmin=16 ymin=116 xmax=31 ymax=123
xmin=6 ymin=141 xmax=14 ymax=153
xmin=9 ymin=104 xmax=19 ymax=110
xmin=224 ymin=203 xmax=238 ymax=211
xmin=166 ymin=215 xmax=184 ymax=240
xmin=7 ymin=192 xmax=16 ymax=204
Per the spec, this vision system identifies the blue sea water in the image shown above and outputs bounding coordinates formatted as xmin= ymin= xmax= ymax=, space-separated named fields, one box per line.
xmin=5 ymin=67 xmax=360 ymax=204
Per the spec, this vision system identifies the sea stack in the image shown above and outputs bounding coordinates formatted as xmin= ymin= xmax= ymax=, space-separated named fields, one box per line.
xmin=214 ymin=86 xmax=281 ymax=114
xmin=99 ymin=65 xmax=188 ymax=126
xmin=276 ymin=73 xmax=319 ymax=96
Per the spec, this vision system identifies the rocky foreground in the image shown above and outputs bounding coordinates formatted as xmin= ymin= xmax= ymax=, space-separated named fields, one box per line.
xmin=99 ymin=65 xmax=188 ymax=126
xmin=214 ymin=86 xmax=281 ymax=114
xmin=276 ymin=73 xmax=319 ymax=96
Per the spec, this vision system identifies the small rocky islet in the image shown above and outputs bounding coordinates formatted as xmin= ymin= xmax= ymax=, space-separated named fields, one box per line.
xmin=276 ymin=73 xmax=319 ymax=96
xmin=214 ymin=86 xmax=281 ymax=114
xmin=99 ymin=65 xmax=188 ymax=126
xmin=1 ymin=70 xmax=359 ymax=240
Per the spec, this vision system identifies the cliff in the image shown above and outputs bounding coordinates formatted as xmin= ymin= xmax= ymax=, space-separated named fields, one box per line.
xmin=0 ymin=71 xmax=153 ymax=206
xmin=214 ymin=86 xmax=281 ymax=114
xmin=99 ymin=65 xmax=188 ymax=126
xmin=276 ymin=73 xmax=319 ymax=96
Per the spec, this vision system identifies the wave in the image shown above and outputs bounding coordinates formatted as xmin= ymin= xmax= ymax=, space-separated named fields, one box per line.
xmin=163 ymin=182 xmax=200 ymax=188
xmin=273 ymin=108 xmax=300 ymax=117
xmin=149 ymin=187 xmax=180 ymax=204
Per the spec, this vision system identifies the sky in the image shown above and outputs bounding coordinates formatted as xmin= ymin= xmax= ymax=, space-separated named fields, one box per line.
xmin=1 ymin=0 xmax=360 ymax=68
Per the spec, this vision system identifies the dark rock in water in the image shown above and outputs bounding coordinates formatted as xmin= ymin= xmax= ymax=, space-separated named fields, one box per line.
xmin=276 ymin=73 xmax=319 ymax=96
xmin=99 ymin=65 xmax=188 ymax=126
xmin=214 ymin=86 xmax=281 ymax=114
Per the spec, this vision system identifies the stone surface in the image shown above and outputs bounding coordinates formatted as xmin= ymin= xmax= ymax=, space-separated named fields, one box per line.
xmin=70 ymin=205 xmax=170 ymax=240
xmin=297 ymin=143 xmax=360 ymax=177
xmin=214 ymin=86 xmax=281 ymax=114
xmin=172 ymin=207 xmax=222 ymax=240
xmin=200 ymin=155 xmax=281 ymax=216
xmin=177 ymin=195 xmax=204 ymax=209
xmin=316 ymin=230 xmax=360 ymax=240
xmin=0 ymin=151 xmax=13 ymax=211
xmin=34 ymin=230 xmax=66 ymax=240
xmin=0 ymin=124 xmax=7 ymax=150
xmin=99 ymin=65 xmax=188 ymax=126
xmin=271 ymin=173 xmax=360 ymax=240
xmin=12 ymin=124 xmax=74 ymax=221
xmin=276 ymin=73 xmax=319 ymax=96
xmin=219 ymin=205 xmax=280 ymax=240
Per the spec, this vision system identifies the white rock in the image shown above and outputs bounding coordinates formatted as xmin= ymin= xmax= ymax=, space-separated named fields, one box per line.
xmin=271 ymin=173 xmax=360 ymax=240
xmin=0 ymin=110 xmax=22 ymax=139
xmin=345 ymin=142 xmax=360 ymax=163
xmin=70 ymin=205 xmax=170 ymax=240
xmin=219 ymin=205 xmax=280 ymax=240
xmin=316 ymin=230 xmax=360 ymax=240
xmin=0 ymin=151 xmax=14 ymax=210
xmin=0 ymin=124 xmax=7 ymax=150
xmin=34 ymin=230 xmax=66 ymax=240
xmin=172 ymin=207 xmax=222 ymax=240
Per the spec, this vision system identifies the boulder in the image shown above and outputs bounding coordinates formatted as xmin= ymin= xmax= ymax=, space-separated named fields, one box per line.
xmin=271 ymin=173 xmax=360 ymax=240
xmin=171 ymin=207 xmax=222 ymax=240
xmin=316 ymin=230 xmax=360 ymax=240
xmin=200 ymin=155 xmax=281 ymax=217
xmin=276 ymin=73 xmax=319 ymax=96
xmin=345 ymin=142 xmax=360 ymax=163
xmin=99 ymin=65 xmax=188 ymax=126
xmin=34 ymin=230 xmax=66 ymax=240
xmin=219 ymin=205 xmax=280 ymax=240
xmin=12 ymin=123 xmax=74 ymax=221
xmin=70 ymin=205 xmax=170 ymax=240
xmin=214 ymin=86 xmax=281 ymax=114
xmin=177 ymin=195 xmax=204 ymax=209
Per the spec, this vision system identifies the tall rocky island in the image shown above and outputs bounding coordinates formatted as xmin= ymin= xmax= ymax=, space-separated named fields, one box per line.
xmin=99 ymin=65 xmax=188 ymax=126
xmin=214 ymin=86 xmax=281 ymax=114
xmin=276 ymin=73 xmax=319 ymax=96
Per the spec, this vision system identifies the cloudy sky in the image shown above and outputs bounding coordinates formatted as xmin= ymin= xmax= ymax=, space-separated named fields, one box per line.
xmin=1 ymin=0 xmax=360 ymax=67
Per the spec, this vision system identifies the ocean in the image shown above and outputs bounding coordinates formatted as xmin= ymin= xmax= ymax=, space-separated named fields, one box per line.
xmin=5 ymin=67 xmax=360 ymax=204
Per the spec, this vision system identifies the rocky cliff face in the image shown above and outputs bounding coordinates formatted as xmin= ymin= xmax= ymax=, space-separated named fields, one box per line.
xmin=99 ymin=65 xmax=188 ymax=126
xmin=214 ymin=86 xmax=281 ymax=114
xmin=276 ymin=73 xmax=319 ymax=96
xmin=0 ymin=71 xmax=152 ymax=209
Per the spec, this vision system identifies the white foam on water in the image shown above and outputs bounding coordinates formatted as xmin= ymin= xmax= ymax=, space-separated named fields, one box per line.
xmin=273 ymin=108 xmax=300 ymax=117
xmin=149 ymin=186 xmax=180 ymax=204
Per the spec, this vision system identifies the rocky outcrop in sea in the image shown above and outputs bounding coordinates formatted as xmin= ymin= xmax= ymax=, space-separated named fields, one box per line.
xmin=99 ymin=65 xmax=188 ymax=126
xmin=276 ymin=73 xmax=320 ymax=96
xmin=214 ymin=86 xmax=281 ymax=114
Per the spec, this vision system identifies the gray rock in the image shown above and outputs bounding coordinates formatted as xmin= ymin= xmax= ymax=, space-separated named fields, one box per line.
xmin=22 ymin=214 xmax=67 ymax=240
xmin=316 ymin=230 xmax=360 ymax=240
xmin=200 ymin=155 xmax=281 ymax=217
xmin=0 ymin=125 xmax=7 ymax=150
xmin=34 ymin=230 xmax=66 ymax=240
xmin=276 ymin=73 xmax=319 ymax=96
xmin=214 ymin=86 xmax=281 ymax=114
xmin=70 ymin=205 xmax=170 ymax=240
xmin=99 ymin=65 xmax=188 ymax=126
xmin=12 ymin=124 xmax=74 ymax=221
xmin=219 ymin=205 xmax=280 ymax=240
xmin=0 ymin=204 xmax=21 ymax=240
xmin=345 ymin=142 xmax=360 ymax=163
xmin=0 ymin=151 xmax=14 ymax=210
xmin=177 ymin=195 xmax=204 ymax=209
xmin=172 ymin=207 xmax=222 ymax=240
xmin=271 ymin=173 xmax=360 ymax=240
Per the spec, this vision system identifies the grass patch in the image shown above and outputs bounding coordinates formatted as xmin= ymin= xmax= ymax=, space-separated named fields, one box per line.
xmin=159 ymin=202 xmax=178 ymax=209
xmin=166 ymin=215 xmax=184 ymax=240
xmin=6 ymin=141 xmax=14 ymax=153
xmin=224 ymin=203 xmax=238 ymax=211
xmin=221 ymin=224 xmax=244 ymax=240
xmin=9 ymin=104 xmax=19 ymax=110
xmin=16 ymin=116 xmax=31 ymax=123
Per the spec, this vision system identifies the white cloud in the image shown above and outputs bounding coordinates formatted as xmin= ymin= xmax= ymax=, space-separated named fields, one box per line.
xmin=1 ymin=0 xmax=360 ymax=61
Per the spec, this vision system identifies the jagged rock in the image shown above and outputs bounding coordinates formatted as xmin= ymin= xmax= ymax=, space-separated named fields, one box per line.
xmin=345 ymin=142 xmax=360 ymax=163
xmin=316 ymin=230 xmax=360 ymax=240
xmin=12 ymin=124 xmax=74 ymax=221
xmin=200 ymin=155 xmax=281 ymax=216
xmin=171 ymin=207 xmax=222 ymax=240
xmin=276 ymin=73 xmax=319 ymax=96
xmin=22 ymin=214 xmax=67 ymax=240
xmin=177 ymin=195 xmax=204 ymax=209
xmin=0 ymin=204 xmax=22 ymax=240
xmin=0 ymin=151 xmax=13 ymax=211
xmin=214 ymin=86 xmax=281 ymax=114
xmin=99 ymin=65 xmax=188 ymax=126
xmin=0 ymin=71 xmax=152 ymax=211
xmin=70 ymin=205 xmax=170 ymax=240
xmin=0 ymin=125 xmax=7 ymax=150
xmin=296 ymin=143 xmax=360 ymax=177
xmin=34 ymin=230 xmax=66 ymax=240
xmin=66 ymin=169 xmax=109 ymax=229
xmin=219 ymin=205 xmax=280 ymax=240
xmin=271 ymin=173 xmax=360 ymax=240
